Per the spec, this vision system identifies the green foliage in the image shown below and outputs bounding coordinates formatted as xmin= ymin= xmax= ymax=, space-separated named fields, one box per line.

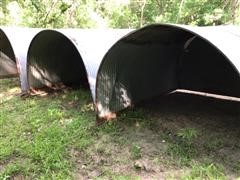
xmin=27 ymin=125 xmax=70 ymax=174
xmin=0 ymin=161 xmax=29 ymax=180
xmin=0 ymin=78 xmax=95 ymax=179
xmin=131 ymin=144 xmax=142 ymax=159
xmin=182 ymin=163 xmax=226 ymax=180
xmin=235 ymin=161 xmax=240 ymax=173
xmin=21 ymin=0 xmax=72 ymax=28
xmin=0 ymin=0 xmax=239 ymax=28
xmin=177 ymin=128 xmax=198 ymax=141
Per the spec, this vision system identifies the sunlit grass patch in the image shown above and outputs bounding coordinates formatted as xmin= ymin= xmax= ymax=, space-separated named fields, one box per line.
xmin=1 ymin=78 xmax=240 ymax=179
xmin=0 ymin=78 xmax=95 ymax=179
xmin=182 ymin=162 xmax=226 ymax=180
xmin=0 ymin=159 xmax=34 ymax=179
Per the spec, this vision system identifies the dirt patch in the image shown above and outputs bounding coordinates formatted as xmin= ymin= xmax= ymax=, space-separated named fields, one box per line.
xmin=70 ymin=129 xmax=170 ymax=179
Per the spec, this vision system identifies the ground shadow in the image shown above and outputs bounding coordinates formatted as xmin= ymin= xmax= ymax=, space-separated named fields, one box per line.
xmin=92 ymin=92 xmax=240 ymax=178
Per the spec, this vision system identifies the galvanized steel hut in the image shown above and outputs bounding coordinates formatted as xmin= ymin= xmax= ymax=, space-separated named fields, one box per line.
xmin=96 ymin=24 xmax=240 ymax=119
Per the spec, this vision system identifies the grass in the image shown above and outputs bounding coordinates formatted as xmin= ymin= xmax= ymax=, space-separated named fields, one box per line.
xmin=182 ymin=163 xmax=226 ymax=180
xmin=0 ymin=78 xmax=240 ymax=179
xmin=131 ymin=144 xmax=142 ymax=160
xmin=0 ymin=78 xmax=95 ymax=179
xmin=165 ymin=128 xmax=199 ymax=166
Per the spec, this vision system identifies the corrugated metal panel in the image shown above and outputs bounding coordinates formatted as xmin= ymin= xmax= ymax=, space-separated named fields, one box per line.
xmin=0 ymin=27 xmax=40 ymax=92
xmin=96 ymin=24 xmax=240 ymax=119
xmin=27 ymin=29 xmax=133 ymax=100
xmin=2 ymin=25 xmax=239 ymax=120
xmin=177 ymin=25 xmax=240 ymax=73
xmin=0 ymin=28 xmax=18 ymax=78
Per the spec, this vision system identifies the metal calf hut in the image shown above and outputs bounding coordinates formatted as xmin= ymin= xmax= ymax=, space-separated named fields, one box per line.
xmin=0 ymin=27 xmax=39 ymax=92
xmin=27 ymin=29 xmax=132 ymax=101
xmin=96 ymin=24 xmax=240 ymax=119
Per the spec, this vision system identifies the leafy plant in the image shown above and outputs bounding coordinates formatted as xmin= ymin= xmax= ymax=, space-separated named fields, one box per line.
xmin=1 ymin=0 xmax=240 ymax=28
xmin=177 ymin=128 xmax=198 ymax=141
xmin=131 ymin=144 xmax=142 ymax=159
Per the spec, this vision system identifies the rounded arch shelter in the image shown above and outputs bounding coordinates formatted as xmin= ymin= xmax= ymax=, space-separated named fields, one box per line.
xmin=0 ymin=27 xmax=39 ymax=92
xmin=27 ymin=29 xmax=132 ymax=99
xmin=96 ymin=24 xmax=240 ymax=118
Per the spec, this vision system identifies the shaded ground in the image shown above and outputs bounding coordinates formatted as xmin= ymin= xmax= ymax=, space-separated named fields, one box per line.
xmin=0 ymin=78 xmax=240 ymax=179
xmin=137 ymin=92 xmax=240 ymax=178
xmin=78 ymin=92 xmax=240 ymax=179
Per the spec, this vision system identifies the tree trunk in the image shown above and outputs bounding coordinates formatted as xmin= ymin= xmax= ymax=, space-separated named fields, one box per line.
xmin=231 ymin=0 xmax=240 ymax=24
xmin=140 ymin=0 xmax=146 ymax=27
xmin=176 ymin=0 xmax=185 ymax=23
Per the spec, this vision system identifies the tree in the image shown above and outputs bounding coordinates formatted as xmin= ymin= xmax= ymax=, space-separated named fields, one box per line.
xmin=0 ymin=0 xmax=239 ymax=28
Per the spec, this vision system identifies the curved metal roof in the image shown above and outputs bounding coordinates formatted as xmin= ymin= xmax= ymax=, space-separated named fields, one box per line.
xmin=176 ymin=24 xmax=240 ymax=74
xmin=27 ymin=29 xmax=133 ymax=100
xmin=96 ymin=24 xmax=240 ymax=119
xmin=0 ymin=27 xmax=40 ymax=92
xmin=2 ymin=24 xmax=239 ymax=120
